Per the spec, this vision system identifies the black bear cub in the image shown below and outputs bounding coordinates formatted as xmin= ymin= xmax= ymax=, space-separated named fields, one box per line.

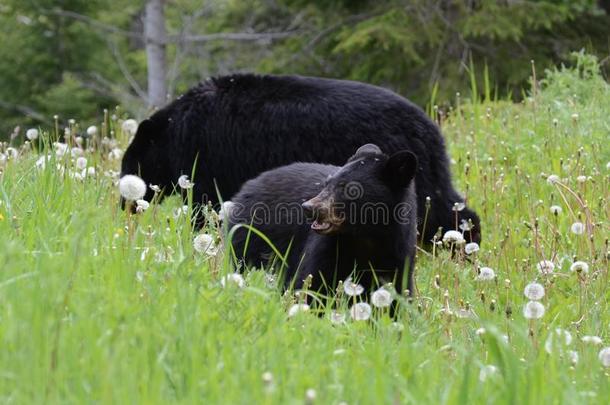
xmin=228 ymin=144 xmax=418 ymax=295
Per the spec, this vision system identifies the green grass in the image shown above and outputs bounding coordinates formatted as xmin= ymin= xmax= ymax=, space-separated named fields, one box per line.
xmin=0 ymin=53 xmax=608 ymax=404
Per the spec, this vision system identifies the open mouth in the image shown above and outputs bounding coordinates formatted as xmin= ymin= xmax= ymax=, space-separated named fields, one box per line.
xmin=310 ymin=218 xmax=342 ymax=234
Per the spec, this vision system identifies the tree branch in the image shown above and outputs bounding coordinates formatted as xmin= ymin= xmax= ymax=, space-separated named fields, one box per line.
xmin=0 ymin=99 xmax=51 ymax=124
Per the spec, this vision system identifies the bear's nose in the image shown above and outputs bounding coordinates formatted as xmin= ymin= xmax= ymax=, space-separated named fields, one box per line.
xmin=302 ymin=199 xmax=317 ymax=213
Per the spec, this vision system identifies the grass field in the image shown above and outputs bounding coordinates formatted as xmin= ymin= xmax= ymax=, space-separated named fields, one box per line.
xmin=0 ymin=53 xmax=608 ymax=404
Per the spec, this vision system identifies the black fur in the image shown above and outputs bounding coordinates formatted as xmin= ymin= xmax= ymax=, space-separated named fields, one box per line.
xmin=227 ymin=144 xmax=418 ymax=295
xmin=120 ymin=74 xmax=481 ymax=244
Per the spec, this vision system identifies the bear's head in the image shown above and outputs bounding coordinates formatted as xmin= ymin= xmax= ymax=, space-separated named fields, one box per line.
xmin=120 ymin=116 xmax=174 ymax=208
xmin=302 ymin=144 xmax=417 ymax=236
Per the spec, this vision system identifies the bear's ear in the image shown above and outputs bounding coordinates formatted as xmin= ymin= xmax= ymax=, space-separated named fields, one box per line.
xmin=382 ymin=151 xmax=418 ymax=188
xmin=347 ymin=143 xmax=383 ymax=162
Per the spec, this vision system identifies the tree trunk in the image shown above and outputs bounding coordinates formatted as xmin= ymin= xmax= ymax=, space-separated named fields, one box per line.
xmin=144 ymin=0 xmax=167 ymax=108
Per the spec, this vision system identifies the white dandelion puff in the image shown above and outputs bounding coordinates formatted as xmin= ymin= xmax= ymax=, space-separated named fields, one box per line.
xmin=475 ymin=327 xmax=486 ymax=336
xmin=452 ymin=202 xmax=466 ymax=211
xmin=523 ymin=301 xmax=545 ymax=319
xmin=26 ymin=128 xmax=39 ymax=140
xmin=305 ymin=388 xmax=316 ymax=402
xmin=343 ymin=278 xmax=364 ymax=296
xmin=54 ymin=142 xmax=68 ymax=157
xmin=173 ymin=205 xmax=189 ymax=219
xmin=108 ymin=148 xmax=123 ymax=160
xmin=544 ymin=328 xmax=573 ymax=354
xmin=193 ymin=233 xmax=218 ymax=256
xmin=288 ymin=303 xmax=310 ymax=317
xmin=568 ymin=350 xmax=579 ymax=365
xmin=121 ymin=119 xmax=138 ymax=136
xmin=371 ymin=288 xmax=393 ymax=308
xmin=75 ymin=156 xmax=87 ymax=170
xmin=443 ymin=230 xmax=465 ymax=245
xmin=570 ymin=222 xmax=585 ymax=235
xmin=329 ymin=311 xmax=346 ymax=325
xmin=178 ymin=174 xmax=194 ymax=189
xmin=536 ymin=260 xmax=555 ymax=275
xmin=149 ymin=184 xmax=161 ymax=193
xmin=524 ymin=282 xmax=545 ymax=300
xmin=476 ymin=267 xmax=496 ymax=281
xmin=135 ymin=199 xmax=150 ymax=213
xmin=581 ymin=336 xmax=603 ymax=345
xmin=576 ymin=175 xmax=587 ymax=183
xmin=391 ymin=322 xmax=405 ymax=332
xmin=600 ymin=347 xmax=610 ymax=368
xmin=459 ymin=219 xmax=473 ymax=232
xmin=219 ymin=201 xmax=235 ymax=221
xmin=549 ymin=205 xmax=562 ymax=215
xmin=350 ymin=302 xmax=372 ymax=321
xmin=547 ymin=174 xmax=560 ymax=184
xmin=119 ymin=175 xmax=147 ymax=201
xmin=464 ymin=242 xmax=480 ymax=255
xmin=220 ymin=273 xmax=245 ymax=288
xmin=0 ymin=153 xmax=6 ymax=166
xmin=86 ymin=125 xmax=98 ymax=136
xmin=479 ymin=365 xmax=498 ymax=382
xmin=570 ymin=261 xmax=589 ymax=274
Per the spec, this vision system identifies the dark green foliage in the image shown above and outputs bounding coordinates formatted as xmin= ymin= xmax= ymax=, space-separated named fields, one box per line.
xmin=0 ymin=0 xmax=608 ymax=139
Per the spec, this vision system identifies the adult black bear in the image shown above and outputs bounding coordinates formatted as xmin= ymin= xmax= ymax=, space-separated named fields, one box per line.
xmin=120 ymin=74 xmax=480 ymax=244
xmin=227 ymin=144 xmax=418 ymax=294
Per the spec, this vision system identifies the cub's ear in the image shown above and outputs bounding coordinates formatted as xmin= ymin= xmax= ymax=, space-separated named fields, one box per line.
xmin=347 ymin=143 xmax=383 ymax=162
xmin=382 ymin=150 xmax=418 ymax=188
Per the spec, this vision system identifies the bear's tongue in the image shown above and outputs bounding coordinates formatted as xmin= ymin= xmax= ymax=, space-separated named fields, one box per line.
xmin=311 ymin=220 xmax=331 ymax=231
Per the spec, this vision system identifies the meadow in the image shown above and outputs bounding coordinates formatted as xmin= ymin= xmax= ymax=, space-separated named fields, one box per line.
xmin=0 ymin=53 xmax=608 ymax=404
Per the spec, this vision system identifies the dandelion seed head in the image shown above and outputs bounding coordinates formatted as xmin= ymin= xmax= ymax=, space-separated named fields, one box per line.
xmin=86 ymin=125 xmax=98 ymax=136
xmin=219 ymin=201 xmax=235 ymax=221
xmin=600 ymin=347 xmax=610 ymax=368
xmin=576 ymin=175 xmax=587 ymax=183
xmin=453 ymin=202 xmax=465 ymax=211
xmin=582 ymin=336 xmax=603 ymax=345
xmin=75 ymin=156 xmax=87 ymax=170
xmin=550 ymin=205 xmax=562 ymax=215
xmin=536 ymin=260 xmax=555 ymax=275
xmin=570 ymin=261 xmax=589 ymax=274
xmin=178 ymin=174 xmax=194 ymax=189
xmin=350 ymin=302 xmax=372 ymax=321
xmin=523 ymin=301 xmax=545 ymax=319
xmin=459 ymin=219 xmax=473 ymax=231
xmin=343 ymin=278 xmax=364 ymax=296
xmin=371 ymin=288 xmax=393 ymax=308
xmin=26 ymin=128 xmax=39 ymax=140
xmin=220 ymin=273 xmax=245 ymax=288
xmin=524 ymin=282 xmax=545 ymax=300
xmin=477 ymin=267 xmax=496 ymax=281
xmin=443 ymin=230 xmax=465 ymax=245
xmin=135 ymin=199 xmax=150 ymax=213
xmin=193 ymin=233 xmax=217 ymax=256
xmin=547 ymin=174 xmax=560 ymax=184
xmin=108 ymin=148 xmax=123 ymax=160
xmin=288 ymin=303 xmax=310 ymax=317
xmin=121 ymin=119 xmax=138 ymax=136
xmin=568 ymin=350 xmax=579 ymax=365
xmin=479 ymin=365 xmax=498 ymax=382
xmin=570 ymin=222 xmax=585 ymax=235
xmin=119 ymin=175 xmax=147 ymax=201
xmin=329 ymin=310 xmax=346 ymax=325
xmin=465 ymin=242 xmax=480 ymax=255
xmin=545 ymin=328 xmax=573 ymax=354
xmin=54 ymin=142 xmax=68 ymax=157
xmin=149 ymin=184 xmax=161 ymax=193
